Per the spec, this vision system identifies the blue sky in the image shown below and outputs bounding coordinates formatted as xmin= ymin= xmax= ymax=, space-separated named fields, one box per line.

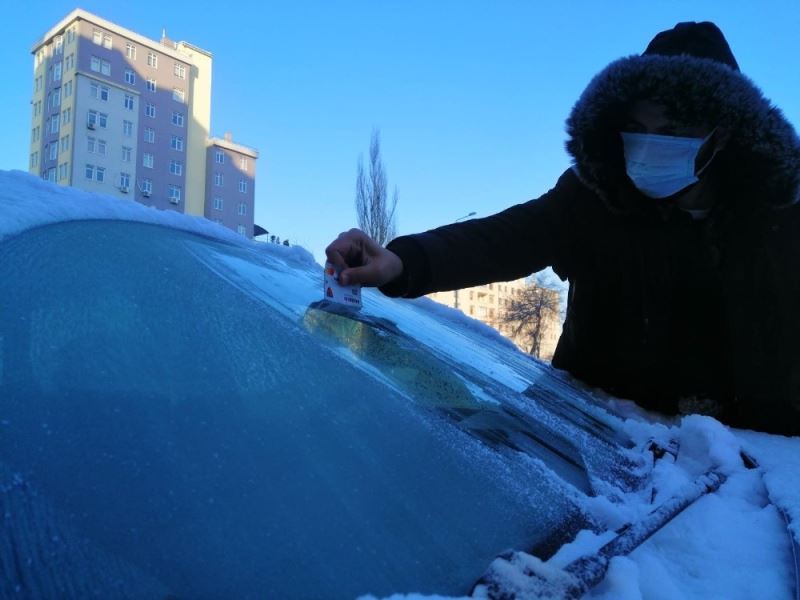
xmin=4 ymin=1 xmax=799 ymax=262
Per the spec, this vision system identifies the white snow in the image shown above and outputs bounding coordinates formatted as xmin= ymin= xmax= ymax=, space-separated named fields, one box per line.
xmin=0 ymin=170 xmax=245 ymax=245
xmin=474 ymin=416 xmax=796 ymax=600
xmin=2 ymin=170 xmax=797 ymax=599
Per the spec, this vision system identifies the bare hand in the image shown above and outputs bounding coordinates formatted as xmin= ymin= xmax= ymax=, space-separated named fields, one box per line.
xmin=325 ymin=229 xmax=403 ymax=287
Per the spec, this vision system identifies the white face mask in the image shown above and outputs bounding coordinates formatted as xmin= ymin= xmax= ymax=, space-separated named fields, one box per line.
xmin=621 ymin=131 xmax=716 ymax=199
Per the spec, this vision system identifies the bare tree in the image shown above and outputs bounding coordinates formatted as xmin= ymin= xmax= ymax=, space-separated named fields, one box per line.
xmin=502 ymin=276 xmax=562 ymax=358
xmin=355 ymin=130 xmax=398 ymax=245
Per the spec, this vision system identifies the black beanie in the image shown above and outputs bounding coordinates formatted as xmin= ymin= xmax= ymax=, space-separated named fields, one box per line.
xmin=643 ymin=21 xmax=740 ymax=71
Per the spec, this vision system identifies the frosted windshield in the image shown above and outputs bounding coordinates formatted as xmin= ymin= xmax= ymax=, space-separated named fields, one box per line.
xmin=0 ymin=220 xmax=617 ymax=598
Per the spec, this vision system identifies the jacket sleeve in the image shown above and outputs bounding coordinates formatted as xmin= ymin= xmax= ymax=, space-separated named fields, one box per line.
xmin=379 ymin=168 xmax=584 ymax=298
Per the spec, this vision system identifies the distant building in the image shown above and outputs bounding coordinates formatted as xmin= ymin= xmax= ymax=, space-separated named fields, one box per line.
xmin=29 ymin=9 xmax=258 ymax=238
xmin=428 ymin=279 xmax=562 ymax=360
xmin=205 ymin=134 xmax=257 ymax=237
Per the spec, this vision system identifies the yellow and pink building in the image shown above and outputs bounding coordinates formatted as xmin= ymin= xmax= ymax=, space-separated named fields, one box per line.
xmin=29 ymin=9 xmax=258 ymax=238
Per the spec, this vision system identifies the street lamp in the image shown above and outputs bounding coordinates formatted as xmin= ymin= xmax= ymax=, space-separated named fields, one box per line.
xmin=452 ymin=211 xmax=475 ymax=309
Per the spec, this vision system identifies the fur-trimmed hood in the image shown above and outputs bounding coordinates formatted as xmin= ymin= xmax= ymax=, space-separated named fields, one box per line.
xmin=565 ymin=24 xmax=800 ymax=210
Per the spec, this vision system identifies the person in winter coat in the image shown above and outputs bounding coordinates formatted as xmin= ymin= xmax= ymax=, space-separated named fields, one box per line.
xmin=325 ymin=22 xmax=800 ymax=436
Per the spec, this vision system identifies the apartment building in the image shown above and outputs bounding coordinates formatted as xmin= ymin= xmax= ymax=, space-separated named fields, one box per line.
xmin=29 ymin=9 xmax=258 ymax=238
xmin=428 ymin=279 xmax=562 ymax=360
xmin=205 ymin=134 xmax=257 ymax=237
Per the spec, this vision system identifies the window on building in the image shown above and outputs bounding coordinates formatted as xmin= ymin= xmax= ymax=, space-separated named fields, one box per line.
xmin=47 ymin=168 xmax=57 ymax=182
xmin=60 ymin=135 xmax=70 ymax=153
xmin=168 ymin=185 xmax=182 ymax=203
xmin=238 ymin=179 xmax=247 ymax=193
xmin=87 ymin=110 xmax=108 ymax=129
xmin=64 ymin=53 xmax=75 ymax=70
xmin=240 ymin=156 xmax=249 ymax=171
xmin=214 ymin=172 xmax=223 ymax=186
xmin=62 ymin=107 xmax=71 ymax=125
xmin=213 ymin=197 xmax=223 ymax=210
xmin=97 ymin=139 xmax=107 ymax=155
xmin=126 ymin=42 xmax=136 ymax=59
xmin=32 ymin=126 xmax=40 ymax=143
xmin=146 ymin=79 xmax=157 ymax=92
xmin=124 ymin=94 xmax=135 ymax=110
xmin=102 ymin=34 xmax=112 ymax=49
xmin=85 ymin=164 xmax=105 ymax=183
xmin=170 ymin=135 xmax=184 ymax=151
xmin=49 ymin=143 xmax=58 ymax=161
xmin=237 ymin=225 xmax=246 ymax=236
xmin=66 ymin=29 xmax=75 ymax=44
xmin=215 ymin=150 xmax=224 ymax=164
xmin=169 ymin=160 xmax=183 ymax=175
xmin=59 ymin=162 xmax=68 ymax=180
xmin=141 ymin=178 xmax=153 ymax=195
xmin=50 ymin=114 xmax=60 ymax=134
xmin=171 ymin=112 xmax=184 ymax=127
xmin=147 ymin=52 xmax=158 ymax=68
xmin=90 ymin=57 xmax=111 ymax=76
xmin=237 ymin=202 xmax=247 ymax=216
xmin=90 ymin=82 xmax=110 ymax=101
xmin=86 ymin=136 xmax=95 ymax=155
xmin=122 ymin=146 xmax=132 ymax=162
xmin=54 ymin=35 xmax=63 ymax=55
xmin=64 ymin=80 xmax=73 ymax=98
xmin=120 ymin=172 xmax=131 ymax=189
xmin=143 ymin=153 xmax=154 ymax=169
xmin=174 ymin=63 xmax=186 ymax=79
xmin=172 ymin=88 xmax=185 ymax=103
xmin=145 ymin=103 xmax=156 ymax=118
xmin=51 ymin=88 xmax=61 ymax=108
xmin=53 ymin=63 xmax=62 ymax=81
xmin=35 ymin=76 xmax=43 ymax=92
xmin=92 ymin=30 xmax=102 ymax=45
xmin=144 ymin=127 xmax=155 ymax=143
xmin=123 ymin=120 xmax=134 ymax=137
xmin=125 ymin=69 xmax=136 ymax=85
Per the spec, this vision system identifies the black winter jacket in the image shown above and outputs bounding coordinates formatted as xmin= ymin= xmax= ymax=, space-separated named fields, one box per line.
xmin=380 ymin=24 xmax=800 ymax=436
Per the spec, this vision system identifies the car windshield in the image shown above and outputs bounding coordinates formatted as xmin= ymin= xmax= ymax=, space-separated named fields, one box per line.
xmin=0 ymin=220 xmax=640 ymax=598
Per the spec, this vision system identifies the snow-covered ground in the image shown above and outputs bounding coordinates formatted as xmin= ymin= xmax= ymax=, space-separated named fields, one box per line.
xmin=2 ymin=170 xmax=797 ymax=599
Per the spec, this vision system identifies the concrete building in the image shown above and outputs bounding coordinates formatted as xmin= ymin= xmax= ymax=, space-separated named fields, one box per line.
xmin=29 ymin=9 xmax=258 ymax=238
xmin=428 ymin=279 xmax=562 ymax=360
xmin=205 ymin=134 xmax=257 ymax=237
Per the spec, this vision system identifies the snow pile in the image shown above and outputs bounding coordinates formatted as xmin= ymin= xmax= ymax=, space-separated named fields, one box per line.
xmin=583 ymin=417 xmax=793 ymax=600
xmin=737 ymin=431 xmax=800 ymax=542
xmin=0 ymin=170 xmax=249 ymax=245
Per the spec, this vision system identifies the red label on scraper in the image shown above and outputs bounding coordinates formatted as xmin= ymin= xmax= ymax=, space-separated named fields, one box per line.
xmin=324 ymin=262 xmax=362 ymax=309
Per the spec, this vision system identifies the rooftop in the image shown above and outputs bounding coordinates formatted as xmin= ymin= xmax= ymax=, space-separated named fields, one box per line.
xmin=30 ymin=8 xmax=212 ymax=62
